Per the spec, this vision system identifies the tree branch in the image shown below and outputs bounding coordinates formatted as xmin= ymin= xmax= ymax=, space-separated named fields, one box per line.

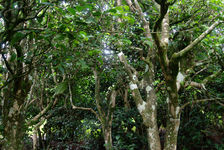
xmin=125 ymin=0 xmax=135 ymax=12
xmin=202 ymin=69 xmax=223 ymax=84
xmin=1 ymin=53 xmax=14 ymax=75
xmin=180 ymin=98 xmax=224 ymax=110
xmin=27 ymin=98 xmax=57 ymax=126
xmin=171 ymin=21 xmax=222 ymax=59
xmin=118 ymin=52 xmax=144 ymax=106
xmin=68 ymin=82 xmax=100 ymax=121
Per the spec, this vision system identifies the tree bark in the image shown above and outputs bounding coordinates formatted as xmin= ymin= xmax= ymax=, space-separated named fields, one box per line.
xmin=2 ymin=108 xmax=25 ymax=150
xmin=32 ymin=131 xmax=38 ymax=150
xmin=103 ymin=126 xmax=113 ymax=150
xmin=164 ymin=80 xmax=180 ymax=150
xmin=93 ymin=70 xmax=118 ymax=150
xmin=118 ymin=52 xmax=161 ymax=150
xmin=2 ymin=44 xmax=31 ymax=150
xmin=2 ymin=84 xmax=29 ymax=150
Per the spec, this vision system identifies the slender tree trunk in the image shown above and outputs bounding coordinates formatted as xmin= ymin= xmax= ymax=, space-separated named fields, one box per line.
xmin=32 ymin=130 xmax=38 ymax=150
xmin=123 ymin=87 xmax=131 ymax=110
xmin=103 ymin=126 xmax=113 ymax=150
xmin=93 ymin=70 xmax=117 ymax=150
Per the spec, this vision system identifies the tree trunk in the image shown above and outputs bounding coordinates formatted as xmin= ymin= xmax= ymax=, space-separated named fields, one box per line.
xmin=2 ymin=103 xmax=25 ymax=150
xmin=32 ymin=131 xmax=38 ymax=150
xmin=164 ymin=114 xmax=180 ymax=150
xmin=93 ymin=70 xmax=117 ymax=150
xmin=118 ymin=52 xmax=162 ymax=150
xmin=2 ymin=76 xmax=30 ymax=150
xmin=103 ymin=126 xmax=113 ymax=150
xmin=164 ymin=79 xmax=180 ymax=150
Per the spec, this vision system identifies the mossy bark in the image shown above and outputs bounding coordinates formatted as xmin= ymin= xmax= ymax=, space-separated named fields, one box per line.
xmin=2 ymin=89 xmax=26 ymax=150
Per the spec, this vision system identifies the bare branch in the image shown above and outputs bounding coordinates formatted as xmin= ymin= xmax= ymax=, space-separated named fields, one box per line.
xmin=216 ymin=101 xmax=224 ymax=107
xmin=118 ymin=52 xmax=144 ymax=106
xmin=20 ymin=6 xmax=49 ymax=22
xmin=106 ymin=90 xmax=117 ymax=123
xmin=93 ymin=69 xmax=105 ymax=118
xmin=161 ymin=12 xmax=169 ymax=47
xmin=184 ymin=81 xmax=205 ymax=89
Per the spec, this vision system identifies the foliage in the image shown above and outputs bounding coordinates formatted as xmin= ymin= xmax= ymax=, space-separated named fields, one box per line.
xmin=0 ymin=0 xmax=223 ymax=149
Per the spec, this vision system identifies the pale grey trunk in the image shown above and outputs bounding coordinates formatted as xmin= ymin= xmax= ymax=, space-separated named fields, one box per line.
xmin=164 ymin=115 xmax=180 ymax=150
xmin=32 ymin=131 xmax=38 ymax=150
xmin=103 ymin=127 xmax=113 ymax=150
xmin=145 ymin=90 xmax=161 ymax=150
xmin=144 ymin=71 xmax=161 ymax=150
xmin=147 ymin=127 xmax=161 ymax=150
xmin=119 ymin=52 xmax=161 ymax=150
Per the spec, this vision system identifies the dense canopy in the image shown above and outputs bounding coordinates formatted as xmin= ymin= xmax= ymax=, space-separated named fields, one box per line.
xmin=0 ymin=0 xmax=224 ymax=150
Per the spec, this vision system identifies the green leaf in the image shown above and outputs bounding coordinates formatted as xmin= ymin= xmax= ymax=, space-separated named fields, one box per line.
xmin=88 ymin=49 xmax=101 ymax=56
xmin=58 ymin=64 xmax=65 ymax=74
xmin=11 ymin=32 xmax=26 ymax=44
xmin=67 ymin=7 xmax=76 ymax=15
xmin=123 ymin=5 xmax=129 ymax=11
xmin=79 ymin=31 xmax=88 ymax=41
xmin=107 ymin=8 xmax=117 ymax=13
xmin=93 ymin=11 xmax=101 ymax=16
xmin=10 ymin=52 xmax=17 ymax=62
xmin=144 ymin=39 xmax=153 ymax=47
xmin=80 ymin=60 xmax=88 ymax=69
xmin=122 ymin=39 xmax=132 ymax=45
xmin=55 ymin=82 xmax=67 ymax=95
xmin=76 ymin=5 xmax=85 ymax=12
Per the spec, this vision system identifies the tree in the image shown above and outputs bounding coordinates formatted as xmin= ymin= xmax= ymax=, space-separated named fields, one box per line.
xmin=0 ymin=0 xmax=223 ymax=149
xmin=0 ymin=1 xmax=52 ymax=149
xmin=117 ymin=0 xmax=224 ymax=149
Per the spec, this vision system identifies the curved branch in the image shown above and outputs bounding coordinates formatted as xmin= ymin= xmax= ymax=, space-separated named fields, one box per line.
xmin=180 ymin=98 xmax=224 ymax=110
xmin=68 ymin=82 xmax=100 ymax=121
xmin=171 ymin=21 xmax=222 ymax=60
xmin=27 ymin=98 xmax=57 ymax=126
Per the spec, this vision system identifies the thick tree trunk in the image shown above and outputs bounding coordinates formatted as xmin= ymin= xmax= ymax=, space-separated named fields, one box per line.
xmin=164 ymin=114 xmax=180 ymax=150
xmin=142 ymin=87 xmax=161 ymax=150
xmin=147 ymin=127 xmax=161 ymax=150
xmin=164 ymin=80 xmax=180 ymax=150
xmin=2 ymin=77 xmax=30 ymax=150
xmin=2 ymin=104 xmax=25 ymax=150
